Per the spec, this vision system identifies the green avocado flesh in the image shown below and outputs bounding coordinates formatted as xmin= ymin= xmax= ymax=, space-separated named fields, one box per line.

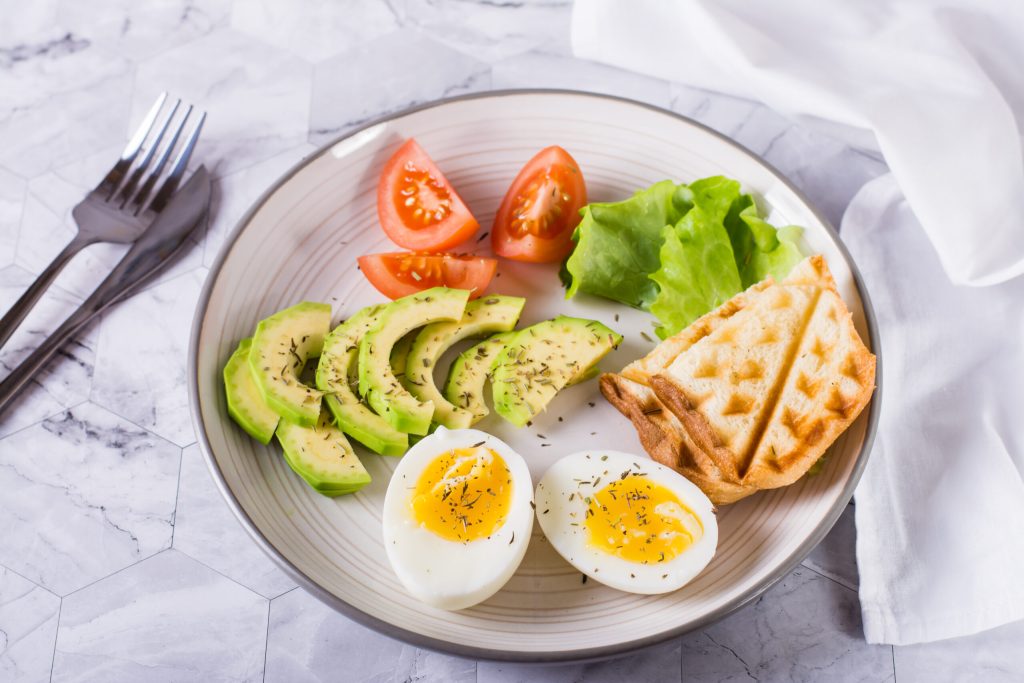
xmin=315 ymin=305 xmax=408 ymax=456
xmin=358 ymin=287 xmax=470 ymax=435
xmin=249 ymin=301 xmax=331 ymax=427
xmin=389 ymin=330 xmax=417 ymax=381
xmin=276 ymin=408 xmax=370 ymax=496
xmin=491 ymin=316 xmax=622 ymax=427
xmin=403 ymin=296 xmax=525 ymax=429
xmin=223 ymin=338 xmax=279 ymax=444
xmin=443 ymin=330 xmax=517 ymax=427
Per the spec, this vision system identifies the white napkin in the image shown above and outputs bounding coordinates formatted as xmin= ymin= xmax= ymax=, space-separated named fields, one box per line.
xmin=842 ymin=175 xmax=1024 ymax=644
xmin=572 ymin=0 xmax=1024 ymax=644
xmin=572 ymin=0 xmax=1024 ymax=287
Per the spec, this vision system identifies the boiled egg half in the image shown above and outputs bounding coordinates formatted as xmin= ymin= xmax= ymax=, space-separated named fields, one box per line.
xmin=382 ymin=427 xmax=534 ymax=610
xmin=535 ymin=451 xmax=717 ymax=594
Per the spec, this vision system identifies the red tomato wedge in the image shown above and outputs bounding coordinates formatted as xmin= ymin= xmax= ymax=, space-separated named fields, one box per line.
xmin=377 ymin=139 xmax=479 ymax=251
xmin=492 ymin=146 xmax=587 ymax=263
xmin=358 ymin=252 xmax=497 ymax=300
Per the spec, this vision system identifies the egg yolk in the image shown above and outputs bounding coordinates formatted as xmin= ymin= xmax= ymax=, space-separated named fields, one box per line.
xmin=411 ymin=447 xmax=512 ymax=543
xmin=584 ymin=475 xmax=703 ymax=564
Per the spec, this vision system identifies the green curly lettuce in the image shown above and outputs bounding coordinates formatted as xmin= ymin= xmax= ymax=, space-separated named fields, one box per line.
xmin=564 ymin=175 xmax=806 ymax=338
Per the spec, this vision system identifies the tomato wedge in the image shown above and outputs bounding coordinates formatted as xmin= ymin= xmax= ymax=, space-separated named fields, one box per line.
xmin=377 ymin=139 xmax=479 ymax=251
xmin=492 ymin=146 xmax=587 ymax=263
xmin=358 ymin=252 xmax=497 ymax=300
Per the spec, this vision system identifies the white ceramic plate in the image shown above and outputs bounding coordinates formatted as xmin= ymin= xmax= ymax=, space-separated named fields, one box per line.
xmin=189 ymin=91 xmax=879 ymax=662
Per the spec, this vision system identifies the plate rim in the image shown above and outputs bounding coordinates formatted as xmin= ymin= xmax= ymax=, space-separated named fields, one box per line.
xmin=188 ymin=88 xmax=882 ymax=664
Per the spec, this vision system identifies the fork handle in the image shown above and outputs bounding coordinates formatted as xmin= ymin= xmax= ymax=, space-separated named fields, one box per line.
xmin=0 ymin=247 xmax=147 ymax=415
xmin=0 ymin=235 xmax=92 ymax=349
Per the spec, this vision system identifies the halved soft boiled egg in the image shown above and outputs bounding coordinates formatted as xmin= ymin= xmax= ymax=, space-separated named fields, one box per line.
xmin=382 ymin=427 xmax=534 ymax=610
xmin=535 ymin=451 xmax=717 ymax=594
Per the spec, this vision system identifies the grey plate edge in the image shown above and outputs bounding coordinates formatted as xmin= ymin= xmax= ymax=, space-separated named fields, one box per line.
xmin=187 ymin=88 xmax=882 ymax=665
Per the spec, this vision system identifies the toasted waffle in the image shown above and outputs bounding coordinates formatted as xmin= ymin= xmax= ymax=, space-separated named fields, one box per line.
xmin=602 ymin=255 xmax=875 ymax=504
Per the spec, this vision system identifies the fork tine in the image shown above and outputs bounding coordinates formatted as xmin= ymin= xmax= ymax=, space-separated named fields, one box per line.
xmin=130 ymin=105 xmax=192 ymax=215
xmin=149 ymin=111 xmax=205 ymax=213
xmin=97 ymin=92 xmax=167 ymax=198
xmin=115 ymin=99 xmax=181 ymax=207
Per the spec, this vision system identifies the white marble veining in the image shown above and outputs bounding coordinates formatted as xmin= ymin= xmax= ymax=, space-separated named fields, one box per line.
xmin=0 ymin=265 xmax=95 ymax=438
xmin=0 ymin=167 xmax=24 ymax=268
xmin=479 ymin=640 xmax=682 ymax=683
xmin=51 ymin=550 xmax=268 ymax=682
xmin=0 ymin=0 xmax=1019 ymax=680
xmin=677 ymin=566 xmax=893 ymax=683
xmin=131 ymin=29 xmax=313 ymax=176
xmin=402 ymin=0 xmax=574 ymax=64
xmin=173 ymin=444 xmax=296 ymax=598
xmin=265 ymin=586 xmax=476 ymax=683
xmin=491 ymin=50 xmax=672 ymax=109
xmin=0 ymin=567 xmax=61 ymax=683
xmin=58 ymin=0 xmax=233 ymax=62
xmin=0 ymin=402 xmax=179 ymax=595
xmin=0 ymin=35 xmax=132 ymax=180
xmin=894 ymin=619 xmax=1024 ymax=683
xmin=231 ymin=0 xmax=400 ymax=63
xmin=203 ymin=143 xmax=316 ymax=266
xmin=309 ymin=29 xmax=491 ymax=146
xmin=90 ymin=268 xmax=206 ymax=446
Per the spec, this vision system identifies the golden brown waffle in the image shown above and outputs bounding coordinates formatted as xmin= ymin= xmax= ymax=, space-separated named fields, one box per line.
xmin=621 ymin=279 xmax=772 ymax=385
xmin=742 ymin=288 xmax=876 ymax=488
xmin=602 ymin=255 xmax=875 ymax=505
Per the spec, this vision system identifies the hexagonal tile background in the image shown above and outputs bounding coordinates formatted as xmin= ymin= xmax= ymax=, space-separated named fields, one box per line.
xmin=0 ymin=0 xmax=1016 ymax=681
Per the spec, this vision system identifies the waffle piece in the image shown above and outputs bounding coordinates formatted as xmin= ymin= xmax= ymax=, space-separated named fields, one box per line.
xmin=603 ymin=255 xmax=875 ymax=504
xmin=600 ymin=373 xmax=758 ymax=504
xmin=600 ymin=374 xmax=721 ymax=476
xmin=742 ymin=288 xmax=876 ymax=488
xmin=652 ymin=283 xmax=821 ymax=480
xmin=621 ymin=279 xmax=772 ymax=385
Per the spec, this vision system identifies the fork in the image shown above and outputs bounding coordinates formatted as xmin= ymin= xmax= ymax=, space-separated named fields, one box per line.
xmin=0 ymin=92 xmax=205 ymax=348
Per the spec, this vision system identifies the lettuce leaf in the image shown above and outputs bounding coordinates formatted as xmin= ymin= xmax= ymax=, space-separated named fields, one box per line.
xmin=563 ymin=180 xmax=689 ymax=308
xmin=563 ymin=175 xmax=806 ymax=338
xmin=726 ymin=198 xmax=806 ymax=287
xmin=648 ymin=178 xmax=744 ymax=339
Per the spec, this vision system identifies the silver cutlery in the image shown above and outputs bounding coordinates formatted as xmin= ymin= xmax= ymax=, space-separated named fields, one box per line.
xmin=0 ymin=95 xmax=212 ymax=414
xmin=0 ymin=93 xmax=204 ymax=348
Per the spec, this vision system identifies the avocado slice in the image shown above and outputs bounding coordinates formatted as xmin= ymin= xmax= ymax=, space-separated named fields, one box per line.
xmin=389 ymin=329 xmax=417 ymax=382
xmin=491 ymin=316 xmax=622 ymax=427
xmin=249 ymin=301 xmax=332 ymax=427
xmin=358 ymin=287 xmax=470 ymax=435
xmin=223 ymin=338 xmax=280 ymax=444
xmin=276 ymin=407 xmax=371 ymax=496
xmin=443 ymin=330 xmax=518 ymax=427
xmin=316 ymin=305 xmax=408 ymax=456
xmin=404 ymin=296 xmax=525 ymax=429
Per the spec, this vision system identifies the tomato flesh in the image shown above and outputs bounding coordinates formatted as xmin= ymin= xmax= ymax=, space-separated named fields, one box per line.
xmin=378 ymin=139 xmax=479 ymax=251
xmin=493 ymin=146 xmax=587 ymax=263
xmin=358 ymin=252 xmax=497 ymax=300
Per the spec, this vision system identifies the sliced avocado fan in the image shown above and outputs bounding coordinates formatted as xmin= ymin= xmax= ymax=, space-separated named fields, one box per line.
xmin=223 ymin=337 xmax=279 ymax=444
xmin=403 ymin=295 xmax=525 ymax=429
xmin=492 ymin=316 xmax=622 ymax=427
xmin=443 ymin=330 xmax=518 ymax=427
xmin=249 ymin=301 xmax=332 ymax=427
xmin=276 ymin=407 xmax=371 ymax=496
xmin=358 ymin=287 xmax=470 ymax=435
xmin=316 ymin=305 xmax=408 ymax=457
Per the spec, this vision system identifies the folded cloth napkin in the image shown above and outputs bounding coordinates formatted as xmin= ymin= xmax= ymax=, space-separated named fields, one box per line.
xmin=842 ymin=175 xmax=1024 ymax=645
xmin=572 ymin=0 xmax=1024 ymax=644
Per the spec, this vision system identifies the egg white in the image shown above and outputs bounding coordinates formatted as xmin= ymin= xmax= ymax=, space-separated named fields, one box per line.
xmin=382 ymin=426 xmax=535 ymax=610
xmin=534 ymin=450 xmax=718 ymax=594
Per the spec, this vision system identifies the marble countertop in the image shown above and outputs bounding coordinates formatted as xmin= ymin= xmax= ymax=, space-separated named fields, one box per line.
xmin=2 ymin=1 xmax=1021 ymax=681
